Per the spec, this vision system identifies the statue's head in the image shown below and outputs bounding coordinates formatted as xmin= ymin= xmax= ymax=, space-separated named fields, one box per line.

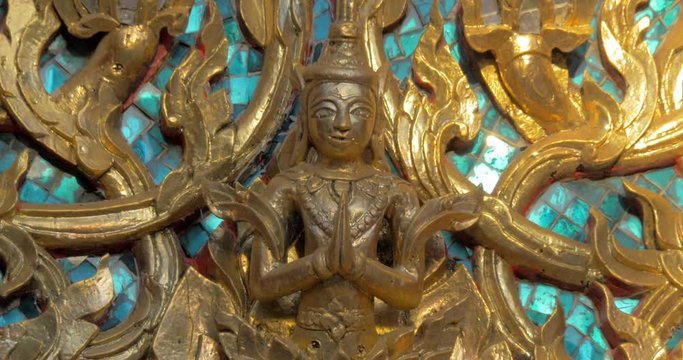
xmin=288 ymin=0 xmax=388 ymax=169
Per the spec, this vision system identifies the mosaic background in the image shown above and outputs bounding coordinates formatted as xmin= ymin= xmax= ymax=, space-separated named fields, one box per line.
xmin=0 ymin=0 xmax=682 ymax=358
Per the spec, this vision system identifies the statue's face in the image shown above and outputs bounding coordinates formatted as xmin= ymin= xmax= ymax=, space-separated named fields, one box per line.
xmin=307 ymin=81 xmax=376 ymax=161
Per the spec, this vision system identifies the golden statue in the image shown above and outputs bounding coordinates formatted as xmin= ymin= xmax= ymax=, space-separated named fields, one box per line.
xmin=231 ymin=3 xmax=478 ymax=356
xmin=0 ymin=0 xmax=682 ymax=358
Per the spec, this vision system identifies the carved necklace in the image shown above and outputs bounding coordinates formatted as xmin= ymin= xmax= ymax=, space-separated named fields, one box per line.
xmin=298 ymin=175 xmax=389 ymax=238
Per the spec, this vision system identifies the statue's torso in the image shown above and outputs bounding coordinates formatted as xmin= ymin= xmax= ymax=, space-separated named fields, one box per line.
xmin=277 ymin=164 xmax=401 ymax=356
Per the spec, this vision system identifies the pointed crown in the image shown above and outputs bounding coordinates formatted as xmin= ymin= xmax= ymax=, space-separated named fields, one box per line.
xmin=302 ymin=0 xmax=377 ymax=86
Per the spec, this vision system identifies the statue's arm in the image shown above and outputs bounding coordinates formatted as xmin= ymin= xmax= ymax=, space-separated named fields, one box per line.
xmin=349 ymin=183 xmax=425 ymax=310
xmin=248 ymin=176 xmax=331 ymax=301
xmin=250 ymin=237 xmax=331 ymax=301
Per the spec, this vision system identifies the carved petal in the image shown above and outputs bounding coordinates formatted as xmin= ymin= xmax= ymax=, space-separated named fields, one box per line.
xmin=238 ymin=0 xmax=274 ymax=48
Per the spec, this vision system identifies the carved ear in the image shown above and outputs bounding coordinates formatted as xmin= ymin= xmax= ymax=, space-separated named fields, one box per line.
xmin=291 ymin=64 xmax=306 ymax=91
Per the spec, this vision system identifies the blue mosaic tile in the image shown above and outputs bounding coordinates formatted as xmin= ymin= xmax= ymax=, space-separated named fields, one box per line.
xmin=58 ymin=253 xmax=139 ymax=330
xmin=669 ymin=325 xmax=683 ymax=350
xmin=614 ymin=297 xmax=639 ymax=315
xmin=185 ymin=2 xmax=207 ymax=34
xmin=210 ymin=0 xmax=265 ymax=121
xmin=526 ymin=166 xmax=683 ymax=250
xmin=40 ymin=60 xmax=69 ymax=95
xmin=0 ymin=294 xmax=40 ymax=328
xmin=449 ymin=88 xmax=528 ymax=194
xmin=38 ymin=33 xmax=92 ymax=94
xmin=0 ymin=135 xmax=103 ymax=204
xmin=178 ymin=212 xmax=224 ymax=257
xmin=2 ymin=2 xmax=679 ymax=360
xmin=519 ymin=280 xmax=611 ymax=359
xmin=443 ymin=232 xmax=473 ymax=272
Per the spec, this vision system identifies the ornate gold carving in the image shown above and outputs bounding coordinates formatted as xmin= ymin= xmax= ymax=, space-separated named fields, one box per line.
xmin=462 ymin=0 xmax=593 ymax=141
xmin=1 ymin=0 xmax=683 ymax=358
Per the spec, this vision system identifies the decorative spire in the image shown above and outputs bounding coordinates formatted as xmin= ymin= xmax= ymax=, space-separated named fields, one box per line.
xmin=331 ymin=0 xmax=358 ymax=38
xmin=335 ymin=0 xmax=357 ymax=23
xmin=301 ymin=0 xmax=376 ymax=86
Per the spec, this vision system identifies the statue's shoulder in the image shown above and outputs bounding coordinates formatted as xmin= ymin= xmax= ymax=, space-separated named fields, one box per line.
xmin=357 ymin=169 xmax=416 ymax=199
xmin=379 ymin=172 xmax=416 ymax=192
xmin=379 ymin=174 xmax=419 ymax=204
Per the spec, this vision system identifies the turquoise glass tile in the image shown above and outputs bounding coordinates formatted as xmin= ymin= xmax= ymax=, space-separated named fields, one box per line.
xmin=668 ymin=325 xmax=683 ymax=350
xmin=496 ymin=121 xmax=521 ymax=142
xmin=564 ymin=326 xmax=584 ymax=355
xmin=153 ymin=65 xmax=174 ymax=89
xmin=549 ymin=186 xmax=573 ymax=211
xmin=617 ymin=214 xmax=642 ymax=240
xmin=180 ymin=223 xmax=211 ymax=257
xmin=468 ymin=162 xmax=501 ymax=193
xmin=0 ymin=152 xmax=17 ymax=172
xmin=0 ymin=287 xmax=39 ymax=336
xmin=229 ymin=49 xmax=249 ymax=76
xmin=27 ymin=158 xmax=56 ymax=186
xmin=66 ymin=259 xmax=98 ymax=282
xmin=133 ymin=135 xmax=164 ymax=163
xmin=528 ymin=203 xmax=560 ymax=228
xmin=482 ymin=135 xmax=515 ymax=171
xmin=598 ymin=192 xmax=624 ymax=221
xmin=134 ymin=83 xmax=162 ymax=120
xmin=40 ymin=61 xmax=68 ymax=94
xmin=20 ymin=181 xmax=49 ymax=203
xmin=482 ymin=107 xmax=499 ymax=128
xmin=614 ymin=297 xmax=639 ymax=315
xmin=413 ymin=0 xmax=432 ymax=23
xmin=248 ymin=49 xmax=263 ymax=72
xmin=185 ymin=3 xmax=206 ymax=34
xmin=636 ymin=176 xmax=663 ymax=194
xmin=528 ymin=283 xmax=558 ymax=321
xmin=520 ymin=280 xmax=610 ymax=358
xmin=58 ymin=253 xmax=138 ymax=330
xmin=391 ymin=59 xmax=413 ymax=83
xmin=519 ymin=281 xmax=533 ymax=305
xmin=313 ymin=0 xmax=331 ymax=42
xmin=664 ymin=5 xmax=681 ymax=26
xmin=567 ymin=303 xmax=596 ymax=334
xmin=443 ymin=232 xmax=473 ymax=272
xmin=384 ymin=34 xmax=402 ymax=60
xmin=215 ymin=0 xmax=233 ymax=18
xmin=147 ymin=161 xmax=171 ymax=185
xmin=636 ymin=7 xmax=656 ymax=22
xmin=400 ymin=7 xmax=422 ymax=35
xmin=164 ymin=146 xmax=183 ymax=169
xmin=645 ymin=167 xmax=676 ymax=188
xmin=651 ymin=0 xmax=677 ymax=12
xmin=666 ymin=178 xmax=683 ymax=207
xmin=590 ymin=325 xmax=608 ymax=350
xmin=223 ymin=19 xmax=243 ymax=44
xmin=443 ymin=22 xmax=456 ymax=45
xmin=552 ymin=217 xmax=584 ymax=241
xmin=450 ymin=153 xmax=475 ymax=175
xmin=202 ymin=214 xmax=224 ymax=232
xmin=53 ymin=176 xmax=81 ymax=203
xmin=169 ymin=45 xmax=191 ymax=67
xmin=229 ymin=76 xmax=260 ymax=105
xmin=565 ymin=199 xmax=590 ymax=225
